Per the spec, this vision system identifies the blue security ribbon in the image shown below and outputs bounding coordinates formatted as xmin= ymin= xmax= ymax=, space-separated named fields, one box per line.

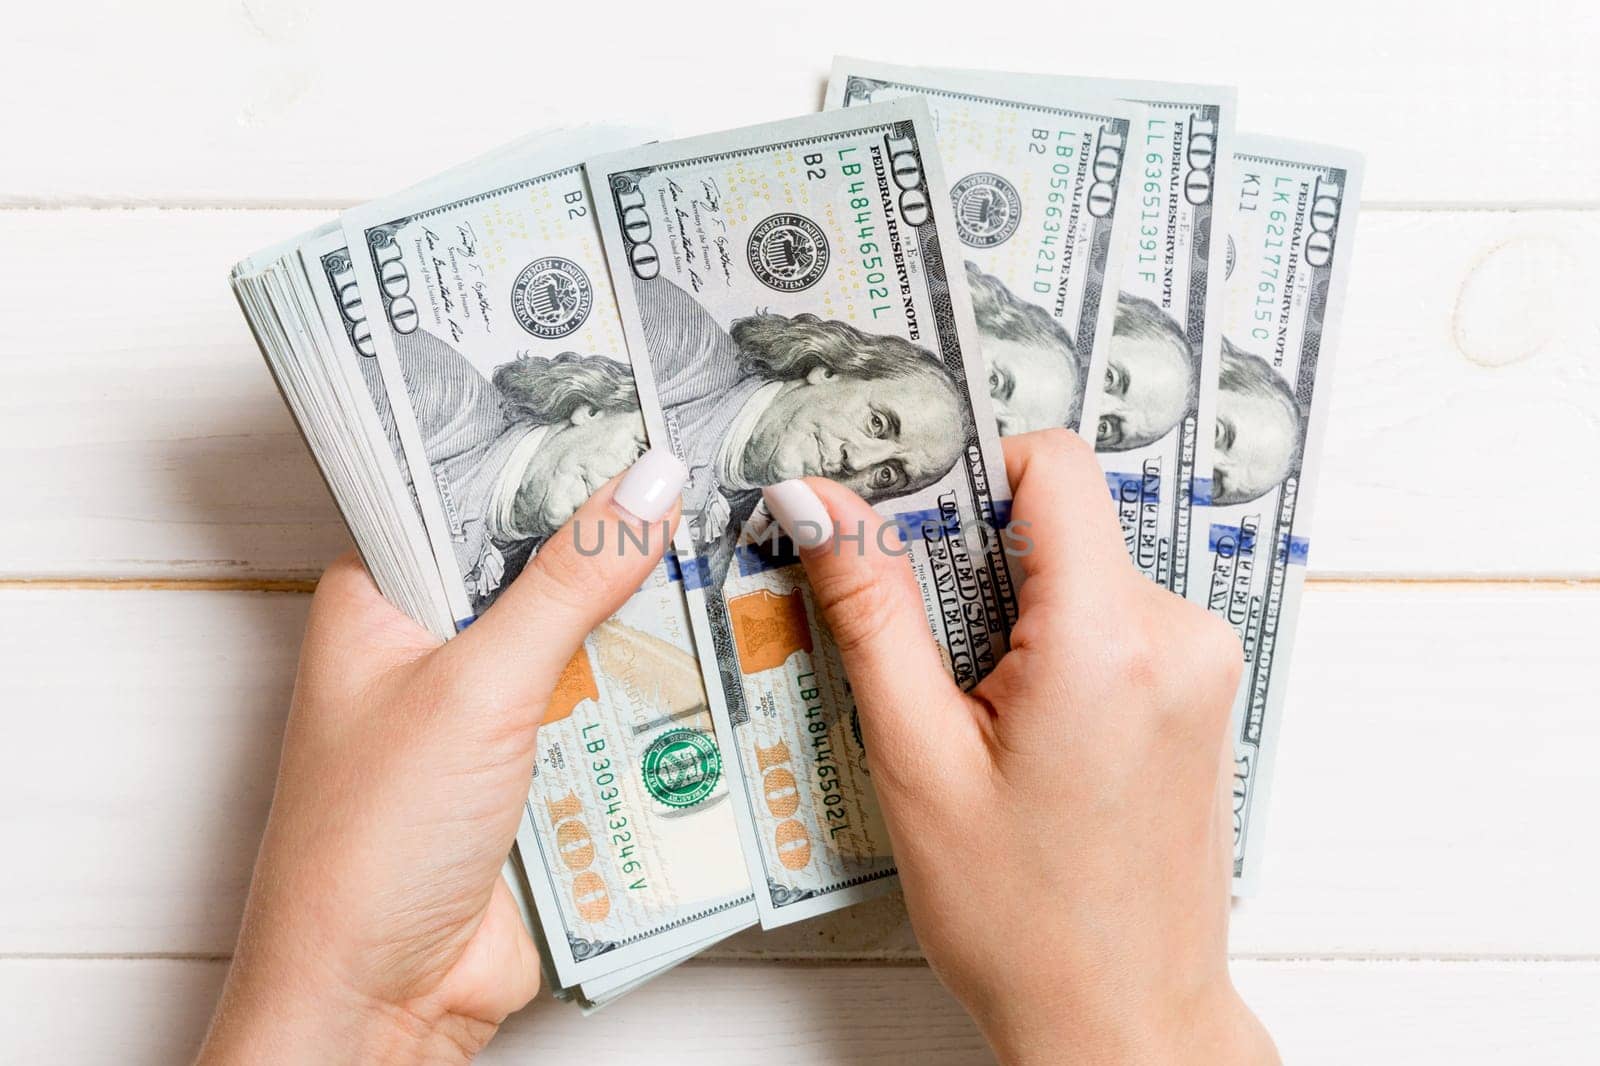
xmin=664 ymin=550 xmax=714 ymax=591
xmin=1207 ymin=523 xmax=1310 ymax=565
xmin=1105 ymin=471 xmax=1162 ymax=504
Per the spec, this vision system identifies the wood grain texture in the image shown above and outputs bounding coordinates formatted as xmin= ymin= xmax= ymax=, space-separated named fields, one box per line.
xmin=5 ymin=957 xmax=1599 ymax=1065
xmin=4 ymin=208 xmax=1598 ymax=580
xmin=3 ymin=585 xmax=1594 ymax=959
xmin=5 ymin=3 xmax=1593 ymax=1054
xmin=7 ymin=1 xmax=1598 ymax=205
xmin=0 ymin=208 xmax=352 ymax=578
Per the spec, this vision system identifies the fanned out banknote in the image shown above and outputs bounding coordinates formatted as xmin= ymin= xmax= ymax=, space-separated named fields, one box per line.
xmin=585 ymin=98 xmax=1019 ymax=927
xmin=1189 ymin=135 xmax=1363 ymax=892
xmin=829 ymin=60 xmax=1237 ymax=594
xmin=230 ymin=68 xmax=1364 ymax=1004
xmin=826 ymin=59 xmax=1138 ymax=442
xmin=337 ymin=127 xmax=757 ymax=995
xmin=1058 ymin=74 xmax=1235 ymax=595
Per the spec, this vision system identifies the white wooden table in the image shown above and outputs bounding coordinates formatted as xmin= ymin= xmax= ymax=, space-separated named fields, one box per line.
xmin=4 ymin=2 xmax=1598 ymax=1061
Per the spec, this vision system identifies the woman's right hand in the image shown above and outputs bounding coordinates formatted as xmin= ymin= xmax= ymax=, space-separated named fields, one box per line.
xmin=762 ymin=429 xmax=1279 ymax=1066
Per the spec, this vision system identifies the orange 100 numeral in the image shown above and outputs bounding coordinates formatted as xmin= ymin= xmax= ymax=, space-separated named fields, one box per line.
xmin=545 ymin=791 xmax=611 ymax=921
xmin=754 ymin=740 xmax=811 ymax=870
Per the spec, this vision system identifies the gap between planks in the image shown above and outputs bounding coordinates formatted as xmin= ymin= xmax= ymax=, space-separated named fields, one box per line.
xmin=4 ymin=199 xmax=1600 ymax=213
xmin=2 ymin=576 xmax=1597 ymax=595
xmin=4 ymin=952 xmax=1599 ymax=965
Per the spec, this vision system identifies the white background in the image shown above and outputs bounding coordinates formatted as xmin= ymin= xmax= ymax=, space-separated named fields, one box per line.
xmin=3 ymin=1 xmax=1598 ymax=1061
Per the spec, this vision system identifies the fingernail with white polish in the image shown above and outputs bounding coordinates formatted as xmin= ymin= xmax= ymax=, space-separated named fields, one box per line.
xmin=763 ymin=480 xmax=833 ymax=548
xmin=614 ymin=447 xmax=688 ymax=523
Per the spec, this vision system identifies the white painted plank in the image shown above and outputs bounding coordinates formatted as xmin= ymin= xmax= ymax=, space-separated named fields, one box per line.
xmin=3 ymin=958 xmax=1597 ymax=1065
xmin=0 ymin=590 xmax=306 ymax=953
xmin=4 ymin=208 xmax=1598 ymax=579
xmin=0 ymin=208 xmax=352 ymax=578
xmin=0 ymin=959 xmax=988 ymax=1066
xmin=6 ymin=2 xmax=1598 ymax=204
xmin=1 ymin=585 xmax=1595 ymax=959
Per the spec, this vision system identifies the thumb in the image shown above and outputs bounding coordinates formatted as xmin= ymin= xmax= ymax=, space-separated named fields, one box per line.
xmin=430 ymin=447 xmax=688 ymax=718
xmin=762 ymin=478 xmax=979 ymax=789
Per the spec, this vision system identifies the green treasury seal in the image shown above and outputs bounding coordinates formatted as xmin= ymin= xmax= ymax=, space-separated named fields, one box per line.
xmin=641 ymin=728 xmax=722 ymax=808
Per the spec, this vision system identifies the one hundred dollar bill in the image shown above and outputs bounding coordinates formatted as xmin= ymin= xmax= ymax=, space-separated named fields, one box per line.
xmin=234 ymin=226 xmax=455 ymax=633
xmin=341 ymin=127 xmax=651 ymax=626
xmin=338 ymin=127 xmax=755 ymax=985
xmin=833 ymin=62 xmax=1238 ymax=593
xmin=1066 ymin=77 xmax=1234 ymax=594
xmin=306 ymin=234 xmax=418 ymax=503
xmin=1189 ymin=135 xmax=1363 ymax=892
xmin=232 ymin=142 xmax=609 ymax=637
xmin=515 ymin=576 xmax=754 ymax=988
xmin=302 ymin=231 xmax=458 ymax=629
xmin=587 ymin=100 xmax=1019 ymax=926
xmin=826 ymin=58 xmax=1137 ymax=443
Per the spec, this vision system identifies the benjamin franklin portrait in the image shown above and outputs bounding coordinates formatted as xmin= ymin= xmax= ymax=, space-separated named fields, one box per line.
xmin=964 ymin=259 xmax=1089 ymax=435
xmin=635 ymin=276 xmax=974 ymax=588
xmin=1212 ymin=338 xmax=1306 ymax=506
xmin=393 ymin=328 xmax=646 ymax=610
xmin=1096 ymin=294 xmax=1199 ymax=452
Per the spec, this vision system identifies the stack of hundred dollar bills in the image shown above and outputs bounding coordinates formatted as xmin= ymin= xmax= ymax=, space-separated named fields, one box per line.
xmin=231 ymin=58 xmax=1362 ymax=1009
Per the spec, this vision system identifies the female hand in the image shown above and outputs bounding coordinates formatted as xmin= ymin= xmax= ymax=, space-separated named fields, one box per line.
xmin=198 ymin=449 xmax=687 ymax=1064
xmin=762 ymin=429 xmax=1279 ymax=1065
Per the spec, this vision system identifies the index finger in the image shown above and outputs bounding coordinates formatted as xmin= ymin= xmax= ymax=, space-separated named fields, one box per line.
xmin=1000 ymin=428 xmax=1130 ymax=587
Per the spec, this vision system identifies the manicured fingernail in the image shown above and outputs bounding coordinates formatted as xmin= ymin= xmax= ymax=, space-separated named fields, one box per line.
xmin=614 ymin=447 xmax=688 ymax=523
xmin=762 ymin=480 xmax=833 ymax=548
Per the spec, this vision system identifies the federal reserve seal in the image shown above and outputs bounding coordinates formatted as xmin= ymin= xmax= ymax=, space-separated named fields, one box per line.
xmin=510 ymin=257 xmax=593 ymax=339
xmin=641 ymin=728 xmax=722 ymax=809
xmin=747 ymin=213 xmax=829 ymax=292
xmin=951 ymin=172 xmax=1022 ymax=248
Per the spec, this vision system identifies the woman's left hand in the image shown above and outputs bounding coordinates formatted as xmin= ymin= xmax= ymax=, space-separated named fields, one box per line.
xmin=198 ymin=449 xmax=687 ymax=1065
